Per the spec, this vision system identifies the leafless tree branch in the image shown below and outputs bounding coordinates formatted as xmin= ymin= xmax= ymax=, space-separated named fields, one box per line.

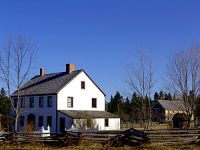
xmin=0 ymin=34 xmax=36 ymax=132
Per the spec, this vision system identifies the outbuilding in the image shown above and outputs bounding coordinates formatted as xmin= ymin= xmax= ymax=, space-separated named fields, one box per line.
xmin=172 ymin=113 xmax=189 ymax=129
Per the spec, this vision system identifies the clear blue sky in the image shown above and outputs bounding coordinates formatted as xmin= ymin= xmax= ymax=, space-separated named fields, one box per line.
xmin=1 ymin=0 xmax=200 ymax=100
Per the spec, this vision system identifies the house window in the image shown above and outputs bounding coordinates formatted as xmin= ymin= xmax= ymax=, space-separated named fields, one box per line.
xmin=29 ymin=97 xmax=34 ymax=108
xmin=38 ymin=116 xmax=43 ymax=127
xmin=14 ymin=98 xmax=18 ymax=108
xmin=20 ymin=98 xmax=25 ymax=108
xmin=81 ymin=81 xmax=85 ymax=89
xmin=67 ymin=97 xmax=73 ymax=108
xmin=105 ymin=118 xmax=109 ymax=127
xmin=47 ymin=116 xmax=52 ymax=127
xmin=39 ymin=97 xmax=44 ymax=108
xmin=92 ymin=98 xmax=97 ymax=108
xmin=20 ymin=116 xmax=25 ymax=126
xmin=47 ymin=96 xmax=52 ymax=107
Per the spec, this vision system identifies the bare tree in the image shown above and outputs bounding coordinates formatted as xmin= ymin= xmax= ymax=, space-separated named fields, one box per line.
xmin=125 ymin=50 xmax=154 ymax=130
xmin=167 ymin=43 xmax=200 ymax=126
xmin=0 ymin=34 xmax=36 ymax=132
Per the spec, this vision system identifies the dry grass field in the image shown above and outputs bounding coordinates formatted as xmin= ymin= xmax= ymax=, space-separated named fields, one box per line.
xmin=121 ymin=122 xmax=196 ymax=131
xmin=0 ymin=123 xmax=199 ymax=149
xmin=121 ymin=123 xmax=170 ymax=131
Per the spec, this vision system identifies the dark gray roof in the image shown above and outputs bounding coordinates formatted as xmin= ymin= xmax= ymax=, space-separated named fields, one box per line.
xmin=59 ymin=110 xmax=120 ymax=119
xmin=156 ymin=100 xmax=186 ymax=111
xmin=11 ymin=70 xmax=82 ymax=96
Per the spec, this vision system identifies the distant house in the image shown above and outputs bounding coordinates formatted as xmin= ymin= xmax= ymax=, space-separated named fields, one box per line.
xmin=151 ymin=100 xmax=186 ymax=123
xmin=11 ymin=64 xmax=120 ymax=133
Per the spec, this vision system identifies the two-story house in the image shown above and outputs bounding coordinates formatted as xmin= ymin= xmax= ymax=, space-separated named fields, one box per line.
xmin=11 ymin=64 xmax=120 ymax=133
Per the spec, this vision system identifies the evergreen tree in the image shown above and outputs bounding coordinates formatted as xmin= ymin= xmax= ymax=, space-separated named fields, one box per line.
xmin=0 ymin=88 xmax=6 ymax=97
xmin=113 ymin=91 xmax=123 ymax=115
xmin=165 ymin=92 xmax=172 ymax=100
xmin=130 ymin=92 xmax=142 ymax=122
xmin=0 ymin=87 xmax=10 ymax=130
xmin=164 ymin=92 xmax=168 ymax=100
xmin=158 ymin=90 xmax=164 ymax=100
xmin=108 ymin=96 xmax=115 ymax=113
xmin=132 ymin=92 xmax=137 ymax=100
xmin=154 ymin=91 xmax=173 ymax=100
xmin=123 ymin=97 xmax=131 ymax=114
xmin=154 ymin=92 xmax=159 ymax=100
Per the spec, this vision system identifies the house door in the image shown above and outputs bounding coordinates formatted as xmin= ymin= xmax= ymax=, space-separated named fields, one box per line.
xmin=60 ymin=117 xmax=65 ymax=132
xmin=27 ymin=114 xmax=35 ymax=131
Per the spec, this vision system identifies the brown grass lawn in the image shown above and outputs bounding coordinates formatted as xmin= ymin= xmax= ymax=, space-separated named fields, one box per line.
xmin=122 ymin=122 xmax=196 ymax=130
xmin=0 ymin=143 xmax=200 ymax=150
xmin=0 ymin=123 xmax=199 ymax=149
xmin=121 ymin=123 xmax=171 ymax=131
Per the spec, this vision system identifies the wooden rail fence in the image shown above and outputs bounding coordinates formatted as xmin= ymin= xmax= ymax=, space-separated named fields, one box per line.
xmin=146 ymin=129 xmax=200 ymax=145
xmin=0 ymin=129 xmax=199 ymax=146
xmin=0 ymin=129 xmax=148 ymax=147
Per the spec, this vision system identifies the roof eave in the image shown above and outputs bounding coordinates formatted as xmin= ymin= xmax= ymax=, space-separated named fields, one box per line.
xmin=11 ymin=93 xmax=57 ymax=97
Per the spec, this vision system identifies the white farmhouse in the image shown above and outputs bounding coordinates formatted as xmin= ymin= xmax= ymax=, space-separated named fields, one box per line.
xmin=11 ymin=64 xmax=120 ymax=133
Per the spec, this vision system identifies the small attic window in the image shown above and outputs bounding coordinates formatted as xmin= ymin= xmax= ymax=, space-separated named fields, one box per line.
xmin=81 ymin=81 xmax=85 ymax=89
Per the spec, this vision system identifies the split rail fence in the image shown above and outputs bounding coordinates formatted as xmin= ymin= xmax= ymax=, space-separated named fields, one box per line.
xmin=147 ymin=129 xmax=200 ymax=145
xmin=0 ymin=128 xmax=199 ymax=146
xmin=0 ymin=128 xmax=148 ymax=147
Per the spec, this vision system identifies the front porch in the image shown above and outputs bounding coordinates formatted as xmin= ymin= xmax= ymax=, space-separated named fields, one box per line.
xmin=58 ymin=110 xmax=120 ymax=132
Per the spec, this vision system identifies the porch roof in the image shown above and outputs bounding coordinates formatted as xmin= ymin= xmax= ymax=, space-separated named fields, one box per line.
xmin=58 ymin=110 xmax=119 ymax=119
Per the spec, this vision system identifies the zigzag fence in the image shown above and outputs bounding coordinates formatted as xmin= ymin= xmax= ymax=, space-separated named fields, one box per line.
xmin=0 ymin=128 xmax=199 ymax=146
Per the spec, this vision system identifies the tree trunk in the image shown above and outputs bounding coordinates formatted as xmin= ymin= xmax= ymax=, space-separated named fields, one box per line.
xmin=14 ymin=114 xmax=18 ymax=132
